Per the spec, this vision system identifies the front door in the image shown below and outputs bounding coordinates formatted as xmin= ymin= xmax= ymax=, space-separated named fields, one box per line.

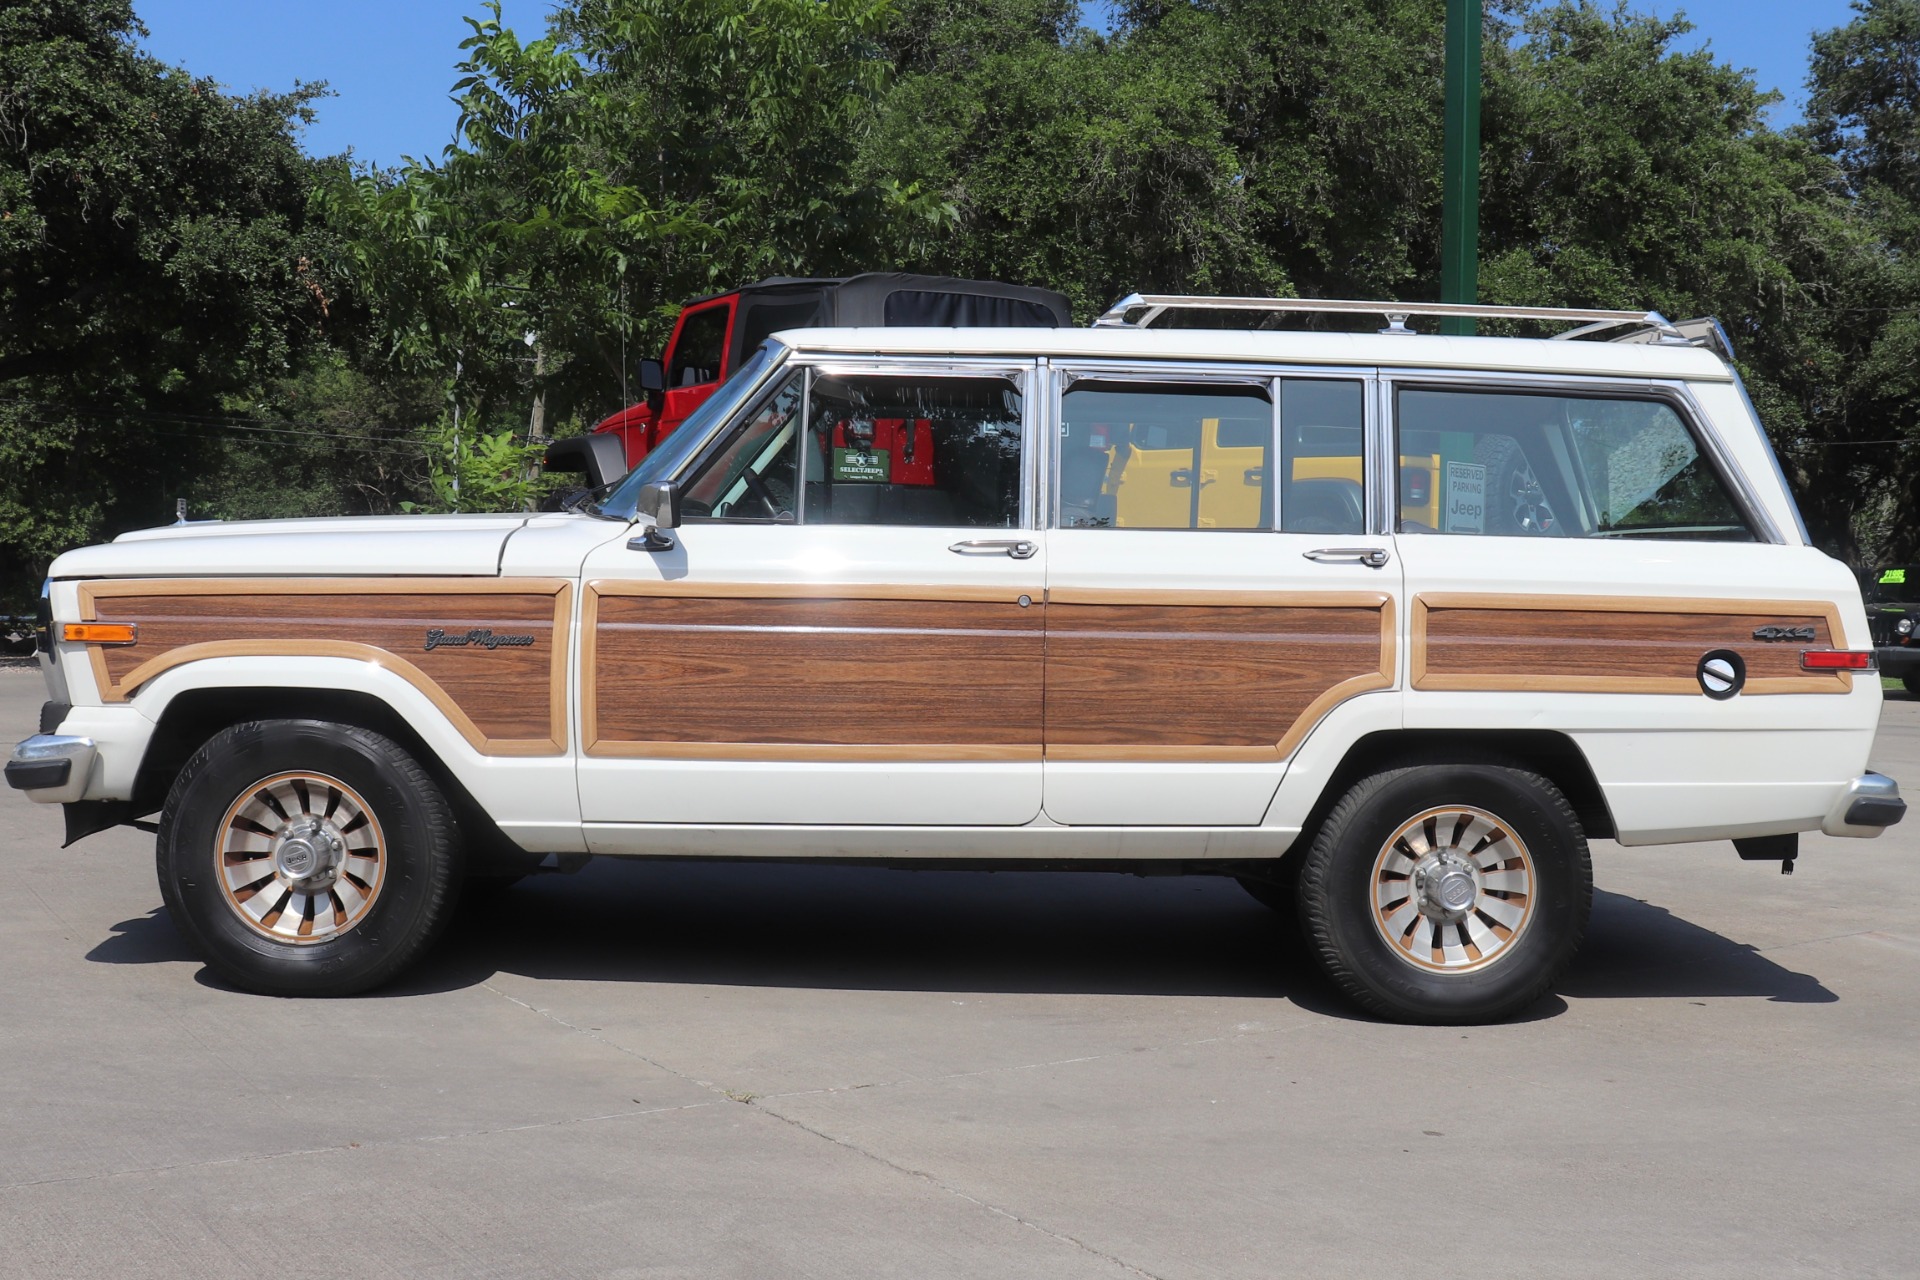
xmin=578 ymin=357 xmax=1046 ymax=833
xmin=1043 ymin=366 xmax=1402 ymax=825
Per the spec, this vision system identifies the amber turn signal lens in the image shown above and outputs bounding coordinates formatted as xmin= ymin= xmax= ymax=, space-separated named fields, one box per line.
xmin=1800 ymin=649 xmax=1874 ymax=670
xmin=62 ymin=623 xmax=138 ymax=646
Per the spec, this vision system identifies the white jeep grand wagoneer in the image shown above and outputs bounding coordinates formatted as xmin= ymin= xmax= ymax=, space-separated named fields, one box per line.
xmin=9 ymin=296 xmax=1903 ymax=1023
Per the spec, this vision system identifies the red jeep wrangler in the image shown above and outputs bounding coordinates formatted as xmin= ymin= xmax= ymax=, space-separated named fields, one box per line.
xmin=548 ymin=274 xmax=1070 ymax=490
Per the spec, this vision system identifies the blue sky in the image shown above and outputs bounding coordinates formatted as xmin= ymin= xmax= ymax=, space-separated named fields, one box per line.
xmin=133 ymin=0 xmax=1864 ymax=171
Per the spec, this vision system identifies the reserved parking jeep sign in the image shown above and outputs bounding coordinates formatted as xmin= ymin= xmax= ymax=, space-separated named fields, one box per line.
xmin=1445 ymin=460 xmax=1486 ymax=533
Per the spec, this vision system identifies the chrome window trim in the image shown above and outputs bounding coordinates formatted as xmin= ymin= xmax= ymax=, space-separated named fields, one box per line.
xmin=1378 ymin=368 xmax=1784 ymax=545
xmin=1726 ymin=362 xmax=1812 ymax=545
xmin=1365 ymin=374 xmax=1393 ymax=536
xmin=657 ymin=340 xmax=795 ymax=491
xmin=1048 ymin=359 xmax=1379 ymax=534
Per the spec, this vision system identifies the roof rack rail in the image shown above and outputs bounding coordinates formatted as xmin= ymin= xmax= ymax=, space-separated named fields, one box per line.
xmin=1093 ymin=293 xmax=1691 ymax=344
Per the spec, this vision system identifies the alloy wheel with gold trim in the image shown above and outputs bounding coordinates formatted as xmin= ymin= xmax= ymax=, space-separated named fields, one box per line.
xmin=1369 ymin=805 xmax=1535 ymax=973
xmin=215 ymin=771 xmax=387 ymax=943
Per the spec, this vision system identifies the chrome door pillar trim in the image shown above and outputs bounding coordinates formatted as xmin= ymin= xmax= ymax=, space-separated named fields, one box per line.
xmin=1367 ymin=373 xmax=1395 ymax=536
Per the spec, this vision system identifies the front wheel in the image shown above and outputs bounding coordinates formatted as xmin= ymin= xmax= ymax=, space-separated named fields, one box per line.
xmin=1298 ymin=765 xmax=1592 ymax=1024
xmin=157 ymin=720 xmax=461 ymax=996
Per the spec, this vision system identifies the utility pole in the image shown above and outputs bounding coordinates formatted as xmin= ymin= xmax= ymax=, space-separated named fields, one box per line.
xmin=1439 ymin=0 xmax=1482 ymax=336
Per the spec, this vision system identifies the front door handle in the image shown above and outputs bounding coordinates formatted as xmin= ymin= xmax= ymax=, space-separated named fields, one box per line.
xmin=1303 ymin=546 xmax=1391 ymax=568
xmin=950 ymin=538 xmax=1038 ymax=560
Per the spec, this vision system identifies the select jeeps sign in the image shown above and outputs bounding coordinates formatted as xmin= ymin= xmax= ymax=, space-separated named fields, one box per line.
xmin=1444 ymin=461 xmax=1486 ymax=534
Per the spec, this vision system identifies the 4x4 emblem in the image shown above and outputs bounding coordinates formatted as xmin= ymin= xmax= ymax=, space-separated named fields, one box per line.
xmin=1752 ymin=625 xmax=1816 ymax=642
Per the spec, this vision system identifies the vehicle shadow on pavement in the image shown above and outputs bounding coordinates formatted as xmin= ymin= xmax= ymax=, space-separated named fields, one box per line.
xmin=79 ymin=865 xmax=1835 ymax=1012
xmin=85 ymin=908 xmax=201 ymax=965
xmin=1559 ymin=890 xmax=1837 ymax=1003
xmin=401 ymin=861 xmax=1832 ymax=1012
xmin=407 ymin=859 xmax=1363 ymax=1014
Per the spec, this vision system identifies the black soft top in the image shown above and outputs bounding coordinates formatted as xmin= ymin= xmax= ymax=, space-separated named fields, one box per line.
xmin=689 ymin=273 xmax=1072 ymax=360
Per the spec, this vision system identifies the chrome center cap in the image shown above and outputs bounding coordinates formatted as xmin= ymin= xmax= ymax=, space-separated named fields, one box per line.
xmin=274 ymin=818 xmax=342 ymax=888
xmin=1414 ymin=854 xmax=1479 ymax=924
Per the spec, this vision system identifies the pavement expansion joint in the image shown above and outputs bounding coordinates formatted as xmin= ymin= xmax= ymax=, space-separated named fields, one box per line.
xmin=761 ymin=1021 xmax=1315 ymax=1104
xmin=477 ymin=982 xmax=1174 ymax=1275
xmin=750 ymin=1096 xmax=1172 ymax=1280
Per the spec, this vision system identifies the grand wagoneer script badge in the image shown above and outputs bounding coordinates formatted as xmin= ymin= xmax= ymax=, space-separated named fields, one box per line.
xmin=423 ymin=628 xmax=536 ymax=652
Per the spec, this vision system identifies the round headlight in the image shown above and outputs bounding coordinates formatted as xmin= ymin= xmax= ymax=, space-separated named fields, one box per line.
xmin=1898 ymin=618 xmax=1913 ymax=635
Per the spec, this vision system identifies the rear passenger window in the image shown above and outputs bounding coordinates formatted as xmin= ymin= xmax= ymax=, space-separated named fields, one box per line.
xmin=803 ymin=374 xmax=1024 ymax=528
xmin=1058 ymin=382 xmax=1272 ymax=530
xmin=1056 ymin=377 xmax=1368 ymax=534
xmin=1396 ymin=388 xmax=1753 ymax=541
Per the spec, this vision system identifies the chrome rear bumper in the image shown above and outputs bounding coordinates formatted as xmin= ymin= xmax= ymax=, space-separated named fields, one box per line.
xmin=1822 ymin=772 xmax=1906 ymax=837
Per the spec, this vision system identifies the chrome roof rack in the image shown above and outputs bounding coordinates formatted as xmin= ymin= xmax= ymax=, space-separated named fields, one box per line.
xmin=1093 ymin=293 xmax=1694 ymax=346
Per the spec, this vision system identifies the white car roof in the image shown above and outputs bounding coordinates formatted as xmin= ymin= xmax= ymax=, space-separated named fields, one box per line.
xmin=770 ymin=325 xmax=1735 ymax=382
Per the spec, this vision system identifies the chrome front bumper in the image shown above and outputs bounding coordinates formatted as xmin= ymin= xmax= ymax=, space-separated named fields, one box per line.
xmin=1822 ymin=772 xmax=1906 ymax=838
xmin=5 ymin=734 xmax=97 ymax=804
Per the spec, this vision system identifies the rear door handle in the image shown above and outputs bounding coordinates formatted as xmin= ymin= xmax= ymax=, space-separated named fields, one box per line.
xmin=949 ymin=539 xmax=1038 ymax=560
xmin=1303 ymin=546 xmax=1391 ymax=568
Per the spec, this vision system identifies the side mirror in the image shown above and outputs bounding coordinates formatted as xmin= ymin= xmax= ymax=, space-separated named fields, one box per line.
xmin=543 ymin=432 xmax=627 ymax=491
xmin=637 ymin=358 xmax=666 ymax=413
xmin=637 ymin=480 xmax=681 ymax=530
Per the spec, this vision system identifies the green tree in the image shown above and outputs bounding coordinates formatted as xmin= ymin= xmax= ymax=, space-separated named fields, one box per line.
xmin=324 ymin=0 xmax=938 ymax=440
xmin=0 ymin=0 xmax=335 ymax=606
xmin=1803 ymin=0 xmax=1920 ymax=563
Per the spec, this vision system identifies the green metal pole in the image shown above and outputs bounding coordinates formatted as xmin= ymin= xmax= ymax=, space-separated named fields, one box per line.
xmin=1439 ymin=0 xmax=1482 ymax=336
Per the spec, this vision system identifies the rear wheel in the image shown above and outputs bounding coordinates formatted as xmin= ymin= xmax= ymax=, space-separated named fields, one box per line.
xmin=157 ymin=720 xmax=460 ymax=996
xmin=1903 ymin=676 xmax=1920 ymax=697
xmin=1298 ymin=764 xmax=1592 ymax=1024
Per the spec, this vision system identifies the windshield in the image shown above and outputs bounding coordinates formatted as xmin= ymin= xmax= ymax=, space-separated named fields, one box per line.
xmin=595 ymin=341 xmax=784 ymax=520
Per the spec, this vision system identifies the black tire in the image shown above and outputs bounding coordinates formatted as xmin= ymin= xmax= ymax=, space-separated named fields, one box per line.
xmin=1903 ymin=676 xmax=1920 ymax=697
xmin=156 ymin=719 xmax=461 ymax=996
xmin=1298 ymin=764 xmax=1592 ymax=1024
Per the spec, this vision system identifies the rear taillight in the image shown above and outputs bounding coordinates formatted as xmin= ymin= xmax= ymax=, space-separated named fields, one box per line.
xmin=1801 ymin=649 xmax=1875 ymax=671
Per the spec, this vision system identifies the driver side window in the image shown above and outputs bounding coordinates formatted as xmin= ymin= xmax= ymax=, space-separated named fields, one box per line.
xmin=680 ymin=371 xmax=803 ymax=522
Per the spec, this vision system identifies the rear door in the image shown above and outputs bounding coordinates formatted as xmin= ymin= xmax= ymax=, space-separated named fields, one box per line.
xmin=1042 ymin=363 xmax=1402 ymax=825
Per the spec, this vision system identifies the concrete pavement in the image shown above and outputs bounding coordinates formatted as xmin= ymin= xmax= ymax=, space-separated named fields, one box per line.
xmin=2 ymin=666 xmax=1915 ymax=1277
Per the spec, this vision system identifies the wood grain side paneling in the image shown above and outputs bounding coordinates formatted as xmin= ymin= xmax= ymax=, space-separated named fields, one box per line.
xmin=78 ymin=578 xmax=572 ymax=754
xmin=1413 ymin=593 xmax=1850 ymax=695
xmin=587 ymin=587 xmax=1043 ymax=759
xmin=1044 ymin=594 xmax=1394 ymax=762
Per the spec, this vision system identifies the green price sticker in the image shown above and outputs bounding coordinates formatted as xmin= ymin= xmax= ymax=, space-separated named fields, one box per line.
xmin=1881 ymin=569 xmax=1907 ymax=584
xmin=833 ymin=446 xmax=890 ymax=483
